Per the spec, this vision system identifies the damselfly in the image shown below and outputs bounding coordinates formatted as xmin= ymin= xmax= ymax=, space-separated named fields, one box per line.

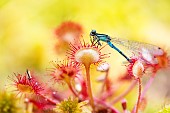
xmin=90 ymin=30 xmax=164 ymax=63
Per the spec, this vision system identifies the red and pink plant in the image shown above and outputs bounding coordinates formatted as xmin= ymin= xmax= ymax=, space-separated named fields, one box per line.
xmin=7 ymin=23 xmax=170 ymax=113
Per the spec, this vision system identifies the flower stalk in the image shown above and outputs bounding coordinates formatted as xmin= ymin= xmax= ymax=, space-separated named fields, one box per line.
xmin=67 ymin=80 xmax=79 ymax=97
xmin=84 ymin=64 xmax=95 ymax=110
xmin=140 ymin=74 xmax=155 ymax=102
xmin=135 ymin=78 xmax=142 ymax=113
xmin=101 ymin=68 xmax=109 ymax=93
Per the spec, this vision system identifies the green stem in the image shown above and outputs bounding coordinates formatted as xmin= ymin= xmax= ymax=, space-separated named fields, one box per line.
xmin=85 ymin=64 xmax=95 ymax=110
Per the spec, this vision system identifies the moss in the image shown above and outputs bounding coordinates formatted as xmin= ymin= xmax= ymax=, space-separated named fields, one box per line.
xmin=0 ymin=92 xmax=22 ymax=113
xmin=158 ymin=105 xmax=170 ymax=113
xmin=54 ymin=97 xmax=88 ymax=113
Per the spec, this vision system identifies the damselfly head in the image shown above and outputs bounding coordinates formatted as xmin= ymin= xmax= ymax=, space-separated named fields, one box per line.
xmin=90 ymin=30 xmax=96 ymax=36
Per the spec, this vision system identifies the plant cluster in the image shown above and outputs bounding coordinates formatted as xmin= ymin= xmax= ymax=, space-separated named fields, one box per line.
xmin=4 ymin=21 xmax=170 ymax=113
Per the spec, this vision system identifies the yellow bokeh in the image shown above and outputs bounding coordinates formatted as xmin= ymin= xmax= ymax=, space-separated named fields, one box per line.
xmin=0 ymin=0 xmax=170 ymax=112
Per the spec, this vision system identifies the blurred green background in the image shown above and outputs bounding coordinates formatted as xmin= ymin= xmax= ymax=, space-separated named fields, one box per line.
xmin=0 ymin=0 xmax=170 ymax=112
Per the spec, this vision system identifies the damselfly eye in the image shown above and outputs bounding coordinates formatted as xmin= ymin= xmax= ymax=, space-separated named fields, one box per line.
xmin=90 ymin=30 xmax=96 ymax=36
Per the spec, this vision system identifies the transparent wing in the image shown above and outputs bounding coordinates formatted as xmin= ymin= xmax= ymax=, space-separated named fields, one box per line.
xmin=110 ymin=37 xmax=164 ymax=56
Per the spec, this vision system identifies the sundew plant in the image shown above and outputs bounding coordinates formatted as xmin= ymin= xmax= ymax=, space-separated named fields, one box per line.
xmin=4 ymin=21 xmax=170 ymax=113
xmin=1 ymin=1 xmax=170 ymax=113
